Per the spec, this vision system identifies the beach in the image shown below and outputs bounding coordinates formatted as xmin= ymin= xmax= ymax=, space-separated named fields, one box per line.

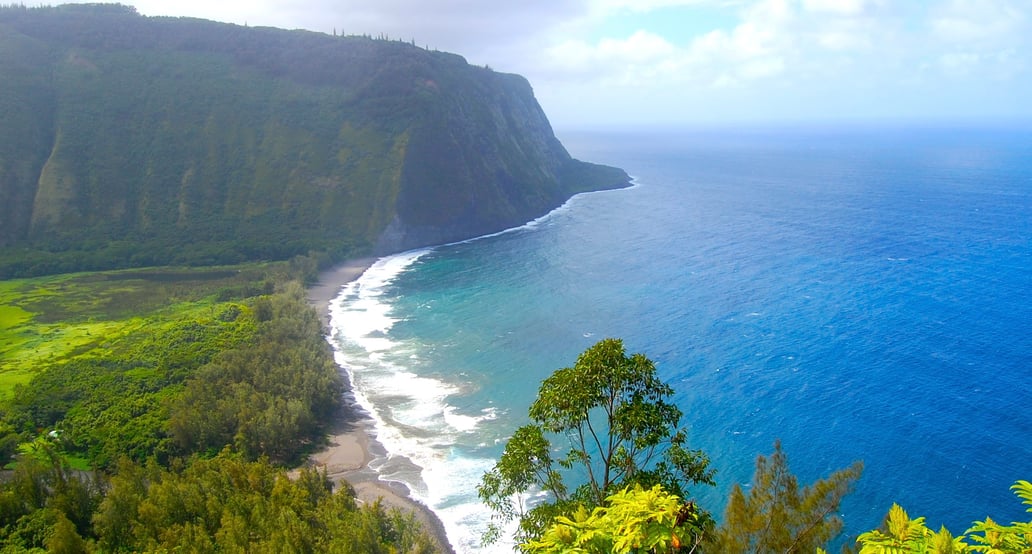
xmin=306 ymin=257 xmax=455 ymax=554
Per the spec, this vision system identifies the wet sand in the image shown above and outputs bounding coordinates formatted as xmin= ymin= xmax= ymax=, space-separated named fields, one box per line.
xmin=305 ymin=257 xmax=455 ymax=553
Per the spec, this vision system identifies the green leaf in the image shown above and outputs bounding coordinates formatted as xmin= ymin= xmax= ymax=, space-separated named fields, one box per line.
xmin=1012 ymin=480 xmax=1032 ymax=513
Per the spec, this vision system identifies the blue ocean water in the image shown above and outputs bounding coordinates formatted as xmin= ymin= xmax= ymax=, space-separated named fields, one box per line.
xmin=328 ymin=124 xmax=1032 ymax=552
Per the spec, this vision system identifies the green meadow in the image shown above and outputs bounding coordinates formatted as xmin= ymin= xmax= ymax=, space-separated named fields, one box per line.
xmin=0 ymin=256 xmax=343 ymax=470
xmin=0 ymin=265 xmax=273 ymax=399
xmin=0 ymin=262 xmax=314 ymax=470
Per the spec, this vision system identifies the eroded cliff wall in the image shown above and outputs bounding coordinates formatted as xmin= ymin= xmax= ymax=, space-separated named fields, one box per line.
xmin=0 ymin=4 xmax=628 ymax=276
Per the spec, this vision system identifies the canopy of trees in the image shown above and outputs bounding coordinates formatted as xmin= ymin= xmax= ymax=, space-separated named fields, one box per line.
xmin=1 ymin=269 xmax=341 ymax=469
xmin=0 ymin=447 xmax=435 ymax=552
xmin=525 ymin=484 xmax=703 ymax=553
xmin=0 ymin=262 xmax=439 ymax=551
xmin=706 ymin=440 xmax=862 ymax=553
xmin=479 ymin=338 xmax=715 ymax=547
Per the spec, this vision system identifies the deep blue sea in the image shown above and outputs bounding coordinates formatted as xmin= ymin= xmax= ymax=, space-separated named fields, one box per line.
xmin=327 ymin=124 xmax=1032 ymax=553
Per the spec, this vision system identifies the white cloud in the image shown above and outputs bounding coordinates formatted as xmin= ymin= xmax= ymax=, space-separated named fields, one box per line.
xmin=594 ymin=0 xmax=748 ymax=14
xmin=599 ymin=30 xmax=678 ymax=62
xmin=531 ymin=0 xmax=1024 ymax=124
xmin=930 ymin=0 xmax=1027 ymax=44
xmin=25 ymin=0 xmax=1032 ymax=125
xmin=739 ymin=56 xmax=786 ymax=78
xmin=938 ymin=51 xmax=981 ymax=75
xmin=920 ymin=0 xmax=1031 ymax=85
xmin=544 ymin=31 xmax=679 ymax=85
xmin=801 ymin=0 xmax=876 ymax=16
xmin=815 ymin=30 xmax=870 ymax=51
xmin=539 ymin=4 xmax=794 ymax=90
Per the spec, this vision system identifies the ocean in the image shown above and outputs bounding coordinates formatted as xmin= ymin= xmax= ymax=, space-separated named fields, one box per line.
xmin=327 ymin=123 xmax=1032 ymax=553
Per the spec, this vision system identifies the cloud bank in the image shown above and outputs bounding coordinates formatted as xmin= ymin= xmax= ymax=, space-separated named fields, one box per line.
xmin=27 ymin=0 xmax=1032 ymax=126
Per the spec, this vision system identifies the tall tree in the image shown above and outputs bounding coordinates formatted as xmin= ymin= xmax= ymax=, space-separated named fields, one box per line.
xmin=479 ymin=338 xmax=714 ymax=547
xmin=707 ymin=440 xmax=862 ymax=553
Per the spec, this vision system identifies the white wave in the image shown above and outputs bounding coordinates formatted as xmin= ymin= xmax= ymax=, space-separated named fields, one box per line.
xmin=440 ymin=178 xmax=638 ymax=248
xmin=444 ymin=406 xmax=498 ymax=434
xmin=323 ymin=184 xmax=634 ymax=553
xmin=326 ymin=254 xmax=516 ymax=552
xmin=420 ymin=454 xmax=504 ymax=549
xmin=329 ymin=250 xmax=430 ymax=351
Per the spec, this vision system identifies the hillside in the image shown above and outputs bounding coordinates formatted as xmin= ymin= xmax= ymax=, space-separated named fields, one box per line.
xmin=0 ymin=4 xmax=629 ymax=277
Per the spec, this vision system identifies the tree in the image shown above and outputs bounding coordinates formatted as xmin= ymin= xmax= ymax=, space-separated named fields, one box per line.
xmin=706 ymin=440 xmax=863 ymax=553
xmin=478 ymin=338 xmax=714 ymax=547
xmin=45 ymin=511 xmax=89 ymax=554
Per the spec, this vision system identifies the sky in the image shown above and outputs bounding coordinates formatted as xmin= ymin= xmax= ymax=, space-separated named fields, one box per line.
xmin=26 ymin=0 xmax=1032 ymax=128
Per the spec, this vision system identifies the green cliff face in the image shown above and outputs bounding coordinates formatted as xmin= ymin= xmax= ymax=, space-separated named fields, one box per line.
xmin=0 ymin=4 xmax=628 ymax=277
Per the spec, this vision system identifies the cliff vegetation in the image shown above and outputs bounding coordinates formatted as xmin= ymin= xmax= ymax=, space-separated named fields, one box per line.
xmin=0 ymin=3 xmax=628 ymax=278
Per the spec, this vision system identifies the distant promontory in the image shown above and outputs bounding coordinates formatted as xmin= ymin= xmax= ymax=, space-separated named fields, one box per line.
xmin=0 ymin=4 xmax=629 ymax=277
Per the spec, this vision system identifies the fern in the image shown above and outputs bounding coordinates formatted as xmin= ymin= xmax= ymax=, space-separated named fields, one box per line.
xmin=1012 ymin=481 xmax=1032 ymax=513
xmin=858 ymin=480 xmax=1032 ymax=554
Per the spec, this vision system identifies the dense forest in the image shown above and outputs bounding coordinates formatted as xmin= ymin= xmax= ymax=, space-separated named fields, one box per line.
xmin=0 ymin=261 xmax=334 ymax=468
xmin=0 ymin=3 xmax=628 ymax=279
xmin=0 ymin=259 xmax=439 ymax=551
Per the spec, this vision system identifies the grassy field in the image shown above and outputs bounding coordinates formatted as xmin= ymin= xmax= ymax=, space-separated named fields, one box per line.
xmin=0 ymin=265 xmax=276 ymax=399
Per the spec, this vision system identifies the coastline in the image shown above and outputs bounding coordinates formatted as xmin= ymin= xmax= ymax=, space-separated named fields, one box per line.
xmin=305 ymin=257 xmax=456 ymax=554
xmin=301 ymin=186 xmax=635 ymax=553
xmin=306 ymin=258 xmax=377 ymax=331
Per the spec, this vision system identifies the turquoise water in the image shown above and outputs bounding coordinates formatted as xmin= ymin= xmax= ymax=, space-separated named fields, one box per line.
xmin=328 ymin=124 xmax=1032 ymax=552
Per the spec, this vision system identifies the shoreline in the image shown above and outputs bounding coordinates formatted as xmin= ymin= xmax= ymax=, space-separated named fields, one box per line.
xmin=301 ymin=186 xmax=636 ymax=553
xmin=305 ymin=257 xmax=456 ymax=554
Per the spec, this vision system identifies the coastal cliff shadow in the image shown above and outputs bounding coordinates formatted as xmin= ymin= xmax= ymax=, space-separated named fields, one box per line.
xmin=325 ymin=386 xmax=375 ymax=436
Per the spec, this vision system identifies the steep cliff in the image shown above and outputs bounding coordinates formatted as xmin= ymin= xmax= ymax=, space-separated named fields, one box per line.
xmin=0 ymin=4 xmax=629 ymax=277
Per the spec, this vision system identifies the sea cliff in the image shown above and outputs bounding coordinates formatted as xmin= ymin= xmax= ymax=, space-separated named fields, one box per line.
xmin=0 ymin=4 xmax=629 ymax=277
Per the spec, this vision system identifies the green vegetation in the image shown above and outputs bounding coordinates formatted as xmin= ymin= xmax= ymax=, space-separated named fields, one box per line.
xmin=479 ymin=338 xmax=715 ymax=547
xmin=0 ymin=261 xmax=440 ymax=551
xmin=706 ymin=440 xmax=862 ymax=553
xmin=0 ymin=446 xmax=434 ymax=552
xmin=856 ymin=481 xmax=1032 ymax=553
xmin=0 ymin=266 xmax=271 ymax=400
xmin=168 ymin=282 xmax=342 ymax=463
xmin=0 ymin=262 xmax=336 ymax=469
xmin=482 ymin=339 xmax=865 ymax=553
xmin=0 ymin=3 xmax=629 ymax=279
xmin=526 ymin=484 xmax=703 ymax=553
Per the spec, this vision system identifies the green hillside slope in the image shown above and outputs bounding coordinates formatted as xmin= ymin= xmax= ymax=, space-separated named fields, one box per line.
xmin=0 ymin=4 xmax=628 ymax=277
